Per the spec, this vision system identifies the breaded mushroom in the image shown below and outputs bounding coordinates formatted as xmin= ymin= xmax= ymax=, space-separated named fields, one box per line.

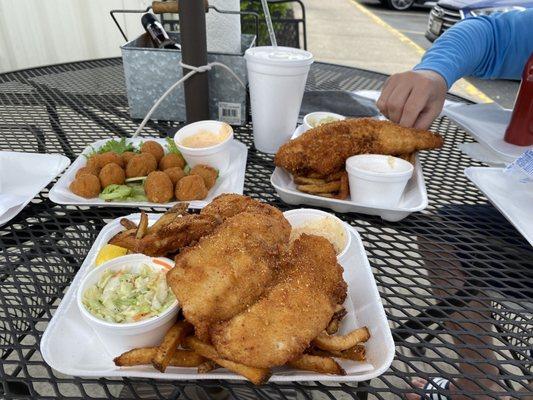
xmin=99 ymin=162 xmax=125 ymax=188
xmin=145 ymin=171 xmax=174 ymax=203
xmin=163 ymin=167 xmax=186 ymax=185
xmin=76 ymin=165 xmax=99 ymax=178
xmin=175 ymin=175 xmax=208 ymax=201
xmin=87 ymin=151 xmax=124 ymax=169
xmin=159 ymin=153 xmax=186 ymax=170
xmin=126 ymin=153 xmax=157 ymax=178
xmin=69 ymin=174 xmax=101 ymax=198
xmin=141 ymin=141 xmax=165 ymax=163
xmin=122 ymin=151 xmax=137 ymax=165
xmin=189 ymin=164 xmax=218 ymax=189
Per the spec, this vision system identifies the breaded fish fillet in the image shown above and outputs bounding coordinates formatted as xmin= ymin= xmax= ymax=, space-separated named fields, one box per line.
xmin=201 ymin=193 xmax=285 ymax=223
xmin=274 ymin=118 xmax=443 ymax=177
xmin=211 ymin=235 xmax=347 ymax=368
xmin=167 ymin=211 xmax=291 ymax=341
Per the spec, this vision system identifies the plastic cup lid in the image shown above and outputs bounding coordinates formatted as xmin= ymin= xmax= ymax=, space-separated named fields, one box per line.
xmin=245 ymin=46 xmax=313 ymax=67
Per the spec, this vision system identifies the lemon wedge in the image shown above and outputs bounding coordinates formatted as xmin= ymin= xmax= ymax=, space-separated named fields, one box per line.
xmin=95 ymin=244 xmax=128 ymax=267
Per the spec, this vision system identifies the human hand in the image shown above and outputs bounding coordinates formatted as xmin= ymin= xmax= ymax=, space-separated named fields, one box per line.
xmin=376 ymin=70 xmax=447 ymax=130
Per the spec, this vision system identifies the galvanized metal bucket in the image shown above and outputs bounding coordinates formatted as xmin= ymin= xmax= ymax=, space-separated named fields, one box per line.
xmin=121 ymin=32 xmax=255 ymax=124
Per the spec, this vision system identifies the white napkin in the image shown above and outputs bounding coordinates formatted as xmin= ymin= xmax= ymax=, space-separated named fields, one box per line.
xmin=457 ymin=143 xmax=508 ymax=166
xmin=0 ymin=193 xmax=26 ymax=216
xmin=443 ymin=103 xmax=533 ymax=163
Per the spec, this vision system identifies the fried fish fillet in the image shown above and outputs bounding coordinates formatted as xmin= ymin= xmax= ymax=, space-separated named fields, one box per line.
xmin=274 ymin=118 xmax=443 ymax=177
xmin=211 ymin=234 xmax=347 ymax=368
xmin=109 ymin=213 xmax=219 ymax=256
xmin=109 ymin=194 xmax=284 ymax=257
xmin=167 ymin=211 xmax=291 ymax=341
xmin=201 ymin=193 xmax=285 ymax=223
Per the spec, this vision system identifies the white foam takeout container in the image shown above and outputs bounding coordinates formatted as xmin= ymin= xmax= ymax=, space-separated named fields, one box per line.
xmin=271 ymin=125 xmax=428 ymax=222
xmin=41 ymin=212 xmax=395 ymax=382
xmin=0 ymin=151 xmax=70 ymax=226
xmin=49 ymin=137 xmax=247 ymax=209
xmin=465 ymin=167 xmax=533 ymax=247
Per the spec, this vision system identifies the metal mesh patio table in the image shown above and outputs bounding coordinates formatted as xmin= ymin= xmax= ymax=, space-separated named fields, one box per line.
xmin=0 ymin=58 xmax=531 ymax=399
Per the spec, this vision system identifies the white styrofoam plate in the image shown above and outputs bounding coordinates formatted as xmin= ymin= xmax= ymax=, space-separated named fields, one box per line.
xmin=444 ymin=103 xmax=532 ymax=163
xmin=41 ymin=213 xmax=395 ymax=382
xmin=49 ymin=138 xmax=247 ymax=209
xmin=271 ymin=125 xmax=428 ymax=222
xmin=0 ymin=151 xmax=70 ymax=226
xmin=465 ymin=167 xmax=533 ymax=247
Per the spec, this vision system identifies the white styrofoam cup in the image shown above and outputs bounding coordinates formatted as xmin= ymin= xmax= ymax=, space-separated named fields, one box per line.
xmin=245 ymin=46 xmax=313 ymax=153
xmin=174 ymin=120 xmax=234 ymax=174
xmin=346 ymin=154 xmax=413 ymax=208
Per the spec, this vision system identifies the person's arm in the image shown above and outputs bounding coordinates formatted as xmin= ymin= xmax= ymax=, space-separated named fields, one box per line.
xmin=377 ymin=9 xmax=533 ymax=129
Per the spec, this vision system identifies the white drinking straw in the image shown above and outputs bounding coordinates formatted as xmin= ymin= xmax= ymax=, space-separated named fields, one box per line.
xmin=260 ymin=0 xmax=277 ymax=47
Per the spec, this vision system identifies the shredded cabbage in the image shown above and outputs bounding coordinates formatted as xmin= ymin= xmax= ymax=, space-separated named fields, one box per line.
xmin=82 ymin=264 xmax=175 ymax=323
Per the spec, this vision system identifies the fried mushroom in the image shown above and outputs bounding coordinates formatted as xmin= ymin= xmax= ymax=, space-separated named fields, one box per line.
xmin=126 ymin=153 xmax=157 ymax=178
xmin=141 ymin=141 xmax=165 ymax=163
xmin=99 ymin=162 xmax=125 ymax=188
xmin=145 ymin=171 xmax=174 ymax=203
xmin=175 ymin=175 xmax=208 ymax=201
xmin=189 ymin=164 xmax=217 ymax=190
xmin=69 ymin=174 xmax=101 ymax=198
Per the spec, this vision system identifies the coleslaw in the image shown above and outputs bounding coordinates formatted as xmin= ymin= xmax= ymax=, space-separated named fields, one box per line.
xmin=82 ymin=264 xmax=175 ymax=323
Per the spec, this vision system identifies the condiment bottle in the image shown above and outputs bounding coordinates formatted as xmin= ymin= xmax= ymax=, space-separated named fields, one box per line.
xmin=504 ymin=52 xmax=533 ymax=146
xmin=141 ymin=13 xmax=181 ymax=50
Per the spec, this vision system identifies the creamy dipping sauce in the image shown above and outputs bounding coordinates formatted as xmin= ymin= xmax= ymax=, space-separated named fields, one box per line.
xmin=290 ymin=216 xmax=347 ymax=254
xmin=310 ymin=115 xmax=343 ymax=128
xmin=180 ymin=124 xmax=231 ymax=148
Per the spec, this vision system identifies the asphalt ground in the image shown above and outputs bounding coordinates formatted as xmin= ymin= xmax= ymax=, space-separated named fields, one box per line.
xmin=357 ymin=0 xmax=520 ymax=108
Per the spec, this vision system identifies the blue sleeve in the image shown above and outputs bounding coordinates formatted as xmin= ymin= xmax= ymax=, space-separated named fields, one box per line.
xmin=413 ymin=9 xmax=533 ymax=88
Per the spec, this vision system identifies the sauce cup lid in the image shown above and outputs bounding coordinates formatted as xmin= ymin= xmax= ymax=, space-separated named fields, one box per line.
xmin=245 ymin=46 xmax=314 ymax=67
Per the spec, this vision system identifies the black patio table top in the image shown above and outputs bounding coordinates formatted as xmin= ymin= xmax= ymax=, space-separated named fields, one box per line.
xmin=0 ymin=58 xmax=531 ymax=400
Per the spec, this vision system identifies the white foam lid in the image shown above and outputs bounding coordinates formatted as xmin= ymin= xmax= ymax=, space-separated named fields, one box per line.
xmin=245 ymin=46 xmax=313 ymax=66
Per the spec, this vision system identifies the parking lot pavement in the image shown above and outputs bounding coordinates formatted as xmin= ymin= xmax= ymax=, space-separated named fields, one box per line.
xmin=357 ymin=0 xmax=520 ymax=108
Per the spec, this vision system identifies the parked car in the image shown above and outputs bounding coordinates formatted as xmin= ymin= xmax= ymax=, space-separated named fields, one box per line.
xmin=426 ymin=0 xmax=533 ymax=41
xmin=380 ymin=0 xmax=433 ymax=11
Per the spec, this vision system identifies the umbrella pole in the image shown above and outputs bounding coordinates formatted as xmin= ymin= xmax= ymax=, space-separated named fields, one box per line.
xmin=179 ymin=0 xmax=209 ymax=122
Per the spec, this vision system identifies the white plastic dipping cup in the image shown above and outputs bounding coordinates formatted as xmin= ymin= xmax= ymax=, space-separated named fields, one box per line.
xmin=283 ymin=208 xmax=352 ymax=263
xmin=174 ymin=120 xmax=234 ymax=174
xmin=245 ymin=46 xmax=314 ymax=153
xmin=77 ymin=254 xmax=178 ymax=356
xmin=346 ymin=154 xmax=414 ymax=208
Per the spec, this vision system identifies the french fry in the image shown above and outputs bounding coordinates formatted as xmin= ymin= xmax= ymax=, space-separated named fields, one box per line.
xmin=334 ymin=172 xmax=349 ymax=200
xmin=147 ymin=203 xmax=189 ymax=234
xmin=114 ymin=347 xmax=204 ymax=367
xmin=135 ymin=211 xmax=149 ymax=239
xmin=294 ymin=176 xmax=326 ymax=185
xmin=332 ymin=305 xmax=347 ymax=320
xmin=197 ymin=360 xmax=218 ymax=373
xmin=120 ymin=218 xmax=137 ymax=230
xmin=307 ymin=344 xmax=366 ymax=362
xmin=152 ymin=321 xmax=194 ymax=372
xmin=326 ymin=318 xmax=340 ymax=335
xmin=114 ymin=347 xmax=156 ymax=366
xmin=169 ymin=350 xmax=205 ymax=367
xmin=185 ymin=336 xmax=271 ymax=385
xmin=325 ymin=171 xmax=345 ymax=182
xmin=313 ymin=327 xmax=370 ymax=352
xmin=297 ymin=181 xmax=341 ymax=194
xmin=288 ymin=354 xmax=345 ymax=375
xmin=316 ymin=192 xmax=335 ymax=198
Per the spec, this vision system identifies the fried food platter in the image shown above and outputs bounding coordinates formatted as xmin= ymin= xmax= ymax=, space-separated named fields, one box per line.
xmin=40 ymin=207 xmax=394 ymax=383
xmin=271 ymin=125 xmax=428 ymax=222
xmin=49 ymin=138 xmax=247 ymax=209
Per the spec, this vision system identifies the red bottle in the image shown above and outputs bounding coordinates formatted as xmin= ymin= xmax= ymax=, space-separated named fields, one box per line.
xmin=504 ymin=52 xmax=533 ymax=146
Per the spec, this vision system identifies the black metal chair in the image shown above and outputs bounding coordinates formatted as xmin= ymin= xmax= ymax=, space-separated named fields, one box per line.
xmin=241 ymin=0 xmax=307 ymax=49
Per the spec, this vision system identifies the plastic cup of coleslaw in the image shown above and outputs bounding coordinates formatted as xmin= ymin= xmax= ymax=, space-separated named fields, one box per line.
xmin=283 ymin=208 xmax=352 ymax=263
xmin=346 ymin=154 xmax=413 ymax=208
xmin=77 ymin=254 xmax=178 ymax=356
